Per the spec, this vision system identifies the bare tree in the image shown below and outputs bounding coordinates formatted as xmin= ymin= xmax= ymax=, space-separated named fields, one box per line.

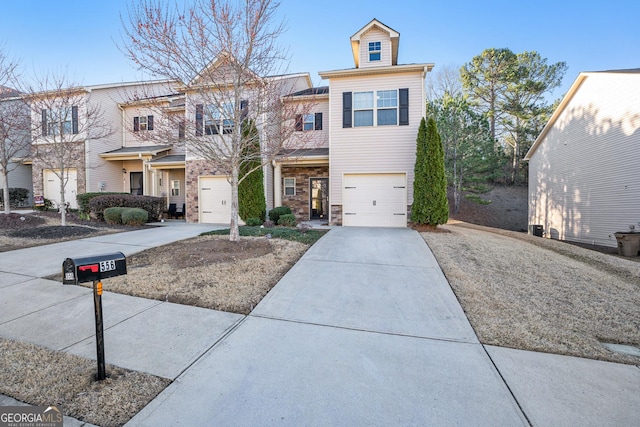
xmin=26 ymin=73 xmax=112 ymax=225
xmin=0 ymin=50 xmax=31 ymax=214
xmin=122 ymin=0 xmax=314 ymax=242
xmin=426 ymin=63 xmax=463 ymax=101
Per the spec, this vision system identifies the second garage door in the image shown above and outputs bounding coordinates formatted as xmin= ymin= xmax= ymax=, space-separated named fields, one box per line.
xmin=199 ymin=176 xmax=231 ymax=224
xmin=342 ymin=173 xmax=407 ymax=227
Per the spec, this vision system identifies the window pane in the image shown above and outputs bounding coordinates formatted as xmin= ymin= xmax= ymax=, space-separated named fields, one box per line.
xmin=303 ymin=114 xmax=314 ymax=131
xmin=353 ymin=92 xmax=373 ymax=109
xmin=377 ymin=90 xmax=397 ymax=108
xmin=369 ymin=52 xmax=381 ymax=61
xmin=368 ymin=41 xmax=380 ymax=52
xmin=354 ymin=110 xmax=373 ymax=126
xmin=284 ymin=178 xmax=295 ymax=196
xmin=378 ymin=109 xmax=397 ymax=126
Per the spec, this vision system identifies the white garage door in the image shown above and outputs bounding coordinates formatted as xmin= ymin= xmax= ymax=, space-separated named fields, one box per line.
xmin=343 ymin=173 xmax=407 ymax=227
xmin=199 ymin=176 xmax=232 ymax=224
xmin=43 ymin=168 xmax=78 ymax=209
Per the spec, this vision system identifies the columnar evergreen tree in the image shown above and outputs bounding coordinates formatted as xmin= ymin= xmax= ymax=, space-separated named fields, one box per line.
xmin=411 ymin=117 xmax=449 ymax=225
xmin=238 ymin=119 xmax=265 ymax=221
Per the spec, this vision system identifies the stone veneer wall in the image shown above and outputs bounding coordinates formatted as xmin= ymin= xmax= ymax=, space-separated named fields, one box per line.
xmin=330 ymin=205 xmax=342 ymax=226
xmin=281 ymin=165 xmax=329 ymax=221
xmin=31 ymin=142 xmax=86 ymax=201
xmin=185 ymin=159 xmax=226 ymax=223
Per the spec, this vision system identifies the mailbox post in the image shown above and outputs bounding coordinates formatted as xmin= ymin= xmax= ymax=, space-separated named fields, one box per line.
xmin=62 ymin=252 xmax=127 ymax=380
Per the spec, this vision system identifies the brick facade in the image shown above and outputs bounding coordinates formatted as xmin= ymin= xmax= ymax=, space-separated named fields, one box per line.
xmin=184 ymin=159 xmax=226 ymax=223
xmin=281 ymin=165 xmax=329 ymax=221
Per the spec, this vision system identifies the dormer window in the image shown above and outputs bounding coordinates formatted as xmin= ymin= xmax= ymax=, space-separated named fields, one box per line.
xmin=368 ymin=42 xmax=381 ymax=61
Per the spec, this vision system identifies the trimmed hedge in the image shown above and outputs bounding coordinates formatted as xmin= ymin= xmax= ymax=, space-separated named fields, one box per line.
xmin=246 ymin=217 xmax=262 ymax=226
xmin=277 ymin=214 xmax=296 ymax=227
xmin=268 ymin=206 xmax=292 ymax=224
xmin=0 ymin=188 xmax=29 ymax=207
xmin=104 ymin=207 xmax=127 ymax=225
xmin=77 ymin=192 xmax=129 ymax=215
xmin=121 ymin=208 xmax=148 ymax=226
xmin=89 ymin=194 xmax=164 ymax=222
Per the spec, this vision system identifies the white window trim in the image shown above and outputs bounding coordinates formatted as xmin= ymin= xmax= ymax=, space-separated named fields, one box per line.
xmin=353 ymin=90 xmax=398 ymax=127
xmin=368 ymin=41 xmax=381 ymax=62
xmin=376 ymin=90 xmax=398 ymax=126
xmin=303 ymin=114 xmax=315 ymax=131
xmin=171 ymin=180 xmax=180 ymax=196
xmin=283 ymin=177 xmax=295 ymax=196
xmin=353 ymin=91 xmax=374 ymax=127
xmin=47 ymin=108 xmax=73 ymax=136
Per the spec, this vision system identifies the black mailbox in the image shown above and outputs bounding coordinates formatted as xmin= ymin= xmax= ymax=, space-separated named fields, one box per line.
xmin=62 ymin=252 xmax=127 ymax=285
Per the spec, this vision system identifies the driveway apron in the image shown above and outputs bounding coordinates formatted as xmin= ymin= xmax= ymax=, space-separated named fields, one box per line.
xmin=129 ymin=227 xmax=528 ymax=426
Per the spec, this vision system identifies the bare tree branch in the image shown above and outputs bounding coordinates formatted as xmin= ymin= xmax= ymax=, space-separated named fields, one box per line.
xmin=121 ymin=0 xmax=315 ymax=241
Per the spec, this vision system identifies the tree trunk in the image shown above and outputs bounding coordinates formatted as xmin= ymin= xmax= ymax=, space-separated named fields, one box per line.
xmin=2 ymin=172 xmax=10 ymax=214
xmin=452 ymin=150 xmax=460 ymax=214
xmin=60 ymin=167 xmax=67 ymax=226
xmin=229 ymin=166 xmax=240 ymax=242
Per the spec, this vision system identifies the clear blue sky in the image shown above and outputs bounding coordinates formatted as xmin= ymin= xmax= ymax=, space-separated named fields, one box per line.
xmin=1 ymin=0 xmax=638 ymax=101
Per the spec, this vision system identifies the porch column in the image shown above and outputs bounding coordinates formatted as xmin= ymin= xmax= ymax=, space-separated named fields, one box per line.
xmin=273 ymin=162 xmax=282 ymax=208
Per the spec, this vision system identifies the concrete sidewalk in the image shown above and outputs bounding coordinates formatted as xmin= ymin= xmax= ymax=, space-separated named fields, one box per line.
xmin=0 ymin=222 xmax=244 ymax=381
xmin=2 ymin=225 xmax=639 ymax=426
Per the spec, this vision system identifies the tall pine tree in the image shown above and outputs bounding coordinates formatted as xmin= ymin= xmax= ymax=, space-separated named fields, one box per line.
xmin=411 ymin=117 xmax=449 ymax=226
xmin=238 ymin=120 xmax=266 ymax=221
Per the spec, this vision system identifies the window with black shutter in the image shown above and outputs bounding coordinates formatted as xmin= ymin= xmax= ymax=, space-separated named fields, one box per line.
xmin=315 ymin=112 xmax=323 ymax=130
xmin=295 ymin=114 xmax=303 ymax=131
xmin=399 ymin=88 xmax=409 ymax=126
xmin=343 ymin=92 xmax=352 ymax=128
xmin=41 ymin=110 xmax=47 ymax=136
xmin=72 ymin=106 xmax=78 ymax=134
xmin=195 ymin=104 xmax=203 ymax=136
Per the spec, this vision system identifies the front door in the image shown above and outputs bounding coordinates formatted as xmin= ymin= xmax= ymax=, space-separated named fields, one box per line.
xmin=130 ymin=172 xmax=143 ymax=195
xmin=310 ymin=178 xmax=328 ymax=220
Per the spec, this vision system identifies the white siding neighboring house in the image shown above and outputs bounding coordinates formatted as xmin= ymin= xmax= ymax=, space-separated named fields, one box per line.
xmin=525 ymin=69 xmax=640 ymax=248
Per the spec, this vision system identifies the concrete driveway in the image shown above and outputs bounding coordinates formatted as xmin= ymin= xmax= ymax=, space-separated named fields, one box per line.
xmin=128 ymin=227 xmax=528 ymax=426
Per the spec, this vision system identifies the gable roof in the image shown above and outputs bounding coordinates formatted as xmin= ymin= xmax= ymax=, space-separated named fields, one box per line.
xmin=187 ymin=51 xmax=260 ymax=88
xmin=524 ymin=68 xmax=640 ymax=160
xmin=350 ymin=19 xmax=400 ymax=68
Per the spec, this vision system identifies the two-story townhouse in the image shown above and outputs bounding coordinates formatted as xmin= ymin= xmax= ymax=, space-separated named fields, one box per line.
xmin=107 ymin=92 xmax=186 ymax=215
xmin=321 ymin=19 xmax=433 ymax=227
xmin=30 ymin=80 xmax=175 ymax=209
xmin=181 ymin=54 xmax=312 ymax=223
xmin=272 ymin=86 xmax=330 ymax=221
xmin=23 ymin=19 xmax=432 ymax=228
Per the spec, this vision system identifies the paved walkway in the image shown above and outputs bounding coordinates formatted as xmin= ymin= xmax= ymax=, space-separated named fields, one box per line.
xmin=1 ymin=225 xmax=639 ymax=426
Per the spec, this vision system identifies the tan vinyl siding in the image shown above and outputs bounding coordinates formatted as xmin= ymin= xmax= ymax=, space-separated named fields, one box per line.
xmin=85 ymin=88 xmax=123 ymax=193
xmin=528 ymin=73 xmax=640 ymax=247
xmin=84 ymin=82 xmax=171 ymax=193
xmin=284 ymin=98 xmax=329 ymax=150
xmin=329 ymin=72 xmax=425 ymax=206
xmin=359 ymin=28 xmax=392 ymax=68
